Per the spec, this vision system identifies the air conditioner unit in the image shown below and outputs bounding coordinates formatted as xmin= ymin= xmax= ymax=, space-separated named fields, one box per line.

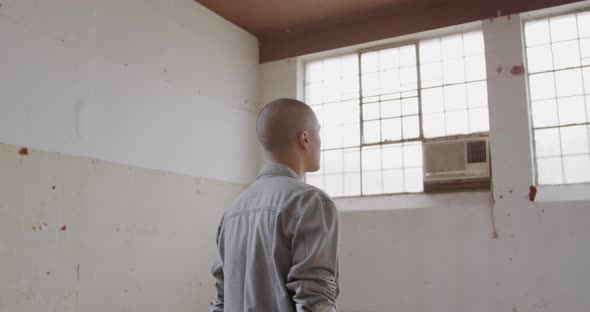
xmin=423 ymin=137 xmax=491 ymax=192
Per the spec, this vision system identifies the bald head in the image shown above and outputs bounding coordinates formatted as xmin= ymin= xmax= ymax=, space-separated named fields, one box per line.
xmin=257 ymin=98 xmax=318 ymax=153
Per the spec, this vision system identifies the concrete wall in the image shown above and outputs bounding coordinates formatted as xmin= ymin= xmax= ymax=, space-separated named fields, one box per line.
xmin=0 ymin=0 xmax=259 ymax=311
xmin=0 ymin=143 xmax=246 ymax=311
xmin=0 ymin=0 xmax=260 ymax=185
xmin=260 ymin=10 xmax=590 ymax=312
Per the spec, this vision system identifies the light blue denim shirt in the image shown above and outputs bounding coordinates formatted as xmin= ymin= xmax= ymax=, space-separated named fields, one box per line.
xmin=210 ymin=163 xmax=340 ymax=312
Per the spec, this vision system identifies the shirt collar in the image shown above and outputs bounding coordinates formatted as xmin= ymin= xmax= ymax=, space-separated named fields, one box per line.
xmin=256 ymin=163 xmax=301 ymax=181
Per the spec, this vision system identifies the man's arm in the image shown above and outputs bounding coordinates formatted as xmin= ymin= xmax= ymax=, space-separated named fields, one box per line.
xmin=209 ymin=223 xmax=224 ymax=312
xmin=286 ymin=193 xmax=340 ymax=312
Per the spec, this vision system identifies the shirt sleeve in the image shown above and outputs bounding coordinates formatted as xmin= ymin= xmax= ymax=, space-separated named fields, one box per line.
xmin=286 ymin=193 xmax=340 ymax=312
xmin=209 ymin=223 xmax=224 ymax=312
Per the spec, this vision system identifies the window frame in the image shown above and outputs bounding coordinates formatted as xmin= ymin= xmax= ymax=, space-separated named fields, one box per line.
xmin=303 ymin=27 xmax=490 ymax=198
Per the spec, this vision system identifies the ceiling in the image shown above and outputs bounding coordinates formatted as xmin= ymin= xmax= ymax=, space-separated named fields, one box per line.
xmin=195 ymin=0 xmax=444 ymax=37
xmin=195 ymin=0 xmax=584 ymax=63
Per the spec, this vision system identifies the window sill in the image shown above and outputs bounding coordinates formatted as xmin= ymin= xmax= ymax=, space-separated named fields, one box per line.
xmin=534 ymin=183 xmax=590 ymax=203
xmin=333 ymin=190 xmax=491 ymax=211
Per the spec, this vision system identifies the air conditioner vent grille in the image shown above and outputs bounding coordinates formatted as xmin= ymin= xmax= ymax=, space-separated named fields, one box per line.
xmin=467 ymin=141 xmax=487 ymax=164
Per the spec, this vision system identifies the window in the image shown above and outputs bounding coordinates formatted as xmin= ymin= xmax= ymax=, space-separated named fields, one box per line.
xmin=525 ymin=12 xmax=590 ymax=185
xmin=305 ymin=31 xmax=489 ymax=197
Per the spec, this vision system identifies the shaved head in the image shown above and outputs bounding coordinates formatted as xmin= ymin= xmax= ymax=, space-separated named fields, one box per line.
xmin=257 ymin=98 xmax=318 ymax=153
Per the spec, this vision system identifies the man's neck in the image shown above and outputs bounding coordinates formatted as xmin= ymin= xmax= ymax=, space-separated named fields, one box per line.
xmin=267 ymin=155 xmax=304 ymax=178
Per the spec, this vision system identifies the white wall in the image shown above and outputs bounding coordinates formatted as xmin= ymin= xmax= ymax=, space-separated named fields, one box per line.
xmin=0 ymin=1 xmax=260 ymax=311
xmin=260 ymin=12 xmax=590 ymax=312
xmin=0 ymin=143 xmax=246 ymax=312
xmin=0 ymin=0 xmax=260 ymax=185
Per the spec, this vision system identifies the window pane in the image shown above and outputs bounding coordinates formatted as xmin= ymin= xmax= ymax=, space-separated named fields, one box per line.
xmin=423 ymin=113 xmax=446 ymax=138
xmin=343 ymin=173 xmax=361 ymax=196
xmin=402 ymin=116 xmax=420 ymax=139
xmin=442 ymin=58 xmax=465 ymax=84
xmin=305 ymin=83 xmax=323 ymax=105
xmin=362 ymin=73 xmax=379 ymax=96
xmin=341 ymin=77 xmax=359 ymax=100
xmin=526 ymin=45 xmax=553 ymax=73
xmin=469 ymin=108 xmax=489 ymax=133
xmin=403 ymin=143 xmax=423 ymax=167
xmin=325 ymin=174 xmax=343 ymax=197
xmin=419 ymin=38 xmax=441 ymax=63
xmin=531 ymin=99 xmax=559 ymax=128
xmin=580 ymin=38 xmax=590 ymax=65
xmin=383 ymin=169 xmax=404 ymax=194
xmin=422 ymin=87 xmax=444 ymax=113
xmin=529 ymin=72 xmax=556 ymax=100
xmin=466 ymin=81 xmax=488 ymax=108
xmin=341 ymin=54 xmax=359 ymax=77
xmin=400 ymin=67 xmax=417 ymax=91
xmin=555 ymin=71 xmax=583 ymax=99
xmin=525 ymin=19 xmax=551 ymax=46
xmin=552 ymin=40 xmax=580 ymax=70
xmin=560 ymin=125 xmax=589 ymax=155
xmin=404 ymin=168 xmax=424 ymax=192
xmin=463 ymin=31 xmax=485 ymax=56
xmin=379 ymin=48 xmax=399 ymax=71
xmin=445 ymin=110 xmax=469 ymax=135
xmin=550 ymin=14 xmax=578 ymax=42
xmin=579 ymin=12 xmax=590 ymax=38
xmin=362 ymin=51 xmax=379 ymax=73
xmin=362 ymin=146 xmax=382 ymax=171
xmin=324 ymin=80 xmax=341 ymax=102
xmin=381 ymin=100 xmax=401 ymax=118
xmin=363 ymin=102 xmax=380 ymax=120
xmin=583 ymin=67 xmax=590 ymax=94
xmin=444 ymin=84 xmax=468 ymax=111
xmin=306 ymin=61 xmax=323 ymax=83
xmin=340 ymin=100 xmax=359 ymax=124
xmin=363 ymin=121 xmax=380 ymax=143
xmin=441 ymin=35 xmax=463 ymax=59
xmin=399 ymin=45 xmax=416 ymax=66
xmin=537 ymin=157 xmax=564 ymax=184
xmin=420 ymin=62 xmax=443 ymax=87
xmin=563 ymin=155 xmax=590 ymax=184
xmin=382 ymin=144 xmax=403 ymax=169
xmin=324 ymin=149 xmax=343 ymax=174
xmin=401 ymin=97 xmax=419 ymax=116
xmin=324 ymin=102 xmax=341 ymax=126
xmin=465 ymin=55 xmax=486 ymax=81
xmin=558 ymin=96 xmax=586 ymax=125
xmin=323 ymin=58 xmax=341 ymax=80
xmin=343 ymin=148 xmax=361 ymax=172
xmin=323 ymin=126 xmax=343 ymax=149
xmin=362 ymin=171 xmax=383 ymax=195
xmin=382 ymin=118 xmax=402 ymax=142
xmin=342 ymin=124 xmax=360 ymax=147
xmin=380 ymin=69 xmax=401 ymax=94
xmin=535 ymin=128 xmax=561 ymax=157
xmin=311 ymin=105 xmax=324 ymax=125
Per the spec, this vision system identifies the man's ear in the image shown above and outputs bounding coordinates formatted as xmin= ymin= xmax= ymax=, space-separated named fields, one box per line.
xmin=298 ymin=131 xmax=310 ymax=151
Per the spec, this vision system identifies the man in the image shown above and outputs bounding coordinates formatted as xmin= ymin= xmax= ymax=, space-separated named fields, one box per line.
xmin=209 ymin=98 xmax=340 ymax=312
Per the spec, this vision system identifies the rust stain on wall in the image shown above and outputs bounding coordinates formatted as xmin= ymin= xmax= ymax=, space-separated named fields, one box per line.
xmin=510 ymin=64 xmax=525 ymax=75
xmin=529 ymin=185 xmax=537 ymax=202
xmin=19 ymin=147 xmax=29 ymax=155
